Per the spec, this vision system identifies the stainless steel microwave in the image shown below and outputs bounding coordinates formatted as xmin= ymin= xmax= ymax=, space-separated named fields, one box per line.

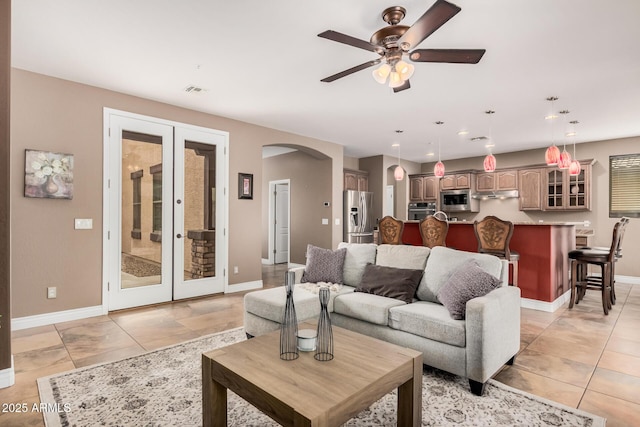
xmin=440 ymin=190 xmax=480 ymax=212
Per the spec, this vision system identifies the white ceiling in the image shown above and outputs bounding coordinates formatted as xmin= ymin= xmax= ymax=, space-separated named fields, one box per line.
xmin=11 ymin=0 xmax=640 ymax=163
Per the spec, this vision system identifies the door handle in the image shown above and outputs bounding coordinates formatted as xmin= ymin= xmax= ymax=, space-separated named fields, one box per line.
xmin=176 ymin=233 xmax=182 ymax=239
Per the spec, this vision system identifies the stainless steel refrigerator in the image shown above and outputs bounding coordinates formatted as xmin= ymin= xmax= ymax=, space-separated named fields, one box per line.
xmin=344 ymin=190 xmax=374 ymax=243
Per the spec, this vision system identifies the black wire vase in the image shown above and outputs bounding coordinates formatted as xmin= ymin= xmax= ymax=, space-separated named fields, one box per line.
xmin=280 ymin=271 xmax=299 ymax=360
xmin=315 ymin=287 xmax=334 ymax=361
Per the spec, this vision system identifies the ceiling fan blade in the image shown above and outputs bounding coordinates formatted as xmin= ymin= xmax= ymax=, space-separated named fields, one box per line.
xmin=320 ymin=59 xmax=381 ymax=83
xmin=409 ymin=49 xmax=486 ymax=64
xmin=398 ymin=0 xmax=461 ymax=50
xmin=393 ymin=80 xmax=411 ymax=93
xmin=318 ymin=30 xmax=378 ymax=52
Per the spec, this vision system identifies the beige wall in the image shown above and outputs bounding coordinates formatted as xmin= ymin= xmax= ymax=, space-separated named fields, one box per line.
xmin=261 ymin=150 xmax=333 ymax=264
xmin=10 ymin=69 xmax=344 ymax=318
xmin=421 ymin=136 xmax=640 ymax=277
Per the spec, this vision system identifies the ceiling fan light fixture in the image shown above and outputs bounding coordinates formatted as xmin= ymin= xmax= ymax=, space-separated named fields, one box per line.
xmin=395 ymin=60 xmax=414 ymax=80
xmin=372 ymin=63 xmax=391 ymax=84
xmin=388 ymin=71 xmax=404 ymax=88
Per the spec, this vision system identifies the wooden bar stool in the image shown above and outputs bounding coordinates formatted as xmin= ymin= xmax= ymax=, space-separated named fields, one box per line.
xmin=568 ymin=219 xmax=627 ymax=314
xmin=418 ymin=215 xmax=448 ymax=248
xmin=473 ymin=216 xmax=519 ymax=286
xmin=378 ymin=216 xmax=404 ymax=245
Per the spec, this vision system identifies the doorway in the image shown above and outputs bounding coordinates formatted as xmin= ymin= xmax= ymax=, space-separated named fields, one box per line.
xmin=268 ymin=180 xmax=290 ymax=264
xmin=104 ymin=109 xmax=228 ymax=310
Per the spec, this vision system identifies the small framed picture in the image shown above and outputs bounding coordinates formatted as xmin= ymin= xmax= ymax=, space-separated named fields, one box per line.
xmin=24 ymin=149 xmax=74 ymax=199
xmin=238 ymin=173 xmax=253 ymax=200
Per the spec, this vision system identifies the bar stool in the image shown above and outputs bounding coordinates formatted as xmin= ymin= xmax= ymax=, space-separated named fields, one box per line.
xmin=568 ymin=219 xmax=627 ymax=314
xmin=378 ymin=216 xmax=404 ymax=245
xmin=473 ymin=216 xmax=519 ymax=286
xmin=419 ymin=215 xmax=448 ymax=248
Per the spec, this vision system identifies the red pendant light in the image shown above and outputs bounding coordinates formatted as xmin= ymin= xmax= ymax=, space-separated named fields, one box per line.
xmin=392 ymin=132 xmax=404 ymax=181
xmin=483 ymin=154 xmax=496 ymax=172
xmin=568 ymin=120 xmax=581 ymax=176
xmin=434 ymin=121 xmax=445 ymax=178
xmin=544 ymin=96 xmax=560 ymax=166
xmin=558 ymin=148 xmax=572 ymax=169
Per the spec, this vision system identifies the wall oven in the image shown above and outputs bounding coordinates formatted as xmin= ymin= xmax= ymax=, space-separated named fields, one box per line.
xmin=407 ymin=202 xmax=436 ymax=220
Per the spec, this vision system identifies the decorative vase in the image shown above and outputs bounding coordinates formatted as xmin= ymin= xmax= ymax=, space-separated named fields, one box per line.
xmin=280 ymin=271 xmax=299 ymax=360
xmin=315 ymin=287 xmax=334 ymax=361
xmin=43 ymin=175 xmax=59 ymax=195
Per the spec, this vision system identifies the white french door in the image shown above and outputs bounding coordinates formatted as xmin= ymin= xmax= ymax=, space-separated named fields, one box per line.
xmin=104 ymin=110 xmax=228 ymax=311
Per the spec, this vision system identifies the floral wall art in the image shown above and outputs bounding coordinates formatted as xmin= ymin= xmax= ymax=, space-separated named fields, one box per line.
xmin=24 ymin=149 xmax=74 ymax=199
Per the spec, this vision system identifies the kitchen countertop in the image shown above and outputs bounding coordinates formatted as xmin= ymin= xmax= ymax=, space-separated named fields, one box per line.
xmin=404 ymin=220 xmax=588 ymax=226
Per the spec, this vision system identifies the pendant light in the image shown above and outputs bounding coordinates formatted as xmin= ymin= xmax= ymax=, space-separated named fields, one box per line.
xmin=393 ymin=130 xmax=404 ymax=181
xmin=434 ymin=121 xmax=445 ymax=178
xmin=544 ymin=96 xmax=560 ymax=166
xmin=558 ymin=110 xmax=572 ymax=170
xmin=483 ymin=110 xmax=497 ymax=172
xmin=568 ymin=120 xmax=582 ymax=176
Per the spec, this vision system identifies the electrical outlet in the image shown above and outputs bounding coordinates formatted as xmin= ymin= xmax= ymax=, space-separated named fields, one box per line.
xmin=47 ymin=287 xmax=57 ymax=299
xmin=233 ymin=266 xmax=239 ymax=274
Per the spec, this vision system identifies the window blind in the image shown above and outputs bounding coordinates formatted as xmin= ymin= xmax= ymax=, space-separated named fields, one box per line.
xmin=610 ymin=154 xmax=640 ymax=218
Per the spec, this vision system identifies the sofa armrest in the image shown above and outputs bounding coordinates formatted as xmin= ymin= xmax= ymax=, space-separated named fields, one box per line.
xmin=465 ymin=286 xmax=521 ymax=383
xmin=288 ymin=266 xmax=306 ymax=284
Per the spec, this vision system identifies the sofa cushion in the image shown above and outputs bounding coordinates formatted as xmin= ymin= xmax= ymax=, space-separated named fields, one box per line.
xmin=301 ymin=244 xmax=347 ymax=284
xmin=375 ymin=244 xmax=431 ymax=270
xmin=437 ymin=260 xmax=502 ymax=320
xmin=337 ymin=242 xmax=378 ymax=287
xmin=354 ymin=263 xmax=423 ymax=304
xmin=244 ymin=285 xmax=355 ymax=323
xmin=416 ymin=246 xmax=503 ymax=303
xmin=388 ymin=302 xmax=466 ymax=347
xmin=333 ymin=292 xmax=405 ymax=326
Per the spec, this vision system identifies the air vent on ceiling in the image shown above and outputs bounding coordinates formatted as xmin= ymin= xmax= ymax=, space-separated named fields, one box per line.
xmin=470 ymin=136 xmax=489 ymax=142
xmin=183 ymin=85 xmax=207 ymax=94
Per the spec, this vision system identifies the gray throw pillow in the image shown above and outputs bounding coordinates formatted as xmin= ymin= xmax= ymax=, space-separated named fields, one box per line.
xmin=437 ymin=260 xmax=501 ymax=320
xmin=301 ymin=244 xmax=347 ymax=284
xmin=355 ymin=263 xmax=424 ymax=304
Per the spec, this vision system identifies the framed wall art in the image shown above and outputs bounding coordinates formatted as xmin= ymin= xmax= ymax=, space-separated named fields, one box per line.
xmin=24 ymin=149 xmax=74 ymax=199
xmin=238 ymin=173 xmax=253 ymax=200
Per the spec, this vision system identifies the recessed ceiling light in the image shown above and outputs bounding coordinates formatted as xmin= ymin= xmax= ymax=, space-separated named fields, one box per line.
xmin=426 ymin=152 xmax=435 ymax=156
xmin=485 ymin=143 xmax=495 ymax=148
xmin=391 ymin=143 xmax=400 ymax=147
xmin=545 ymin=114 xmax=558 ymax=120
xmin=565 ymin=131 xmax=577 ymax=137
xmin=457 ymin=130 xmax=469 ymax=136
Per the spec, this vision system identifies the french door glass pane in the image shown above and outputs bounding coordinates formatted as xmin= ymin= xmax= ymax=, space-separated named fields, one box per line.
xmin=183 ymin=141 xmax=216 ymax=282
xmin=121 ymin=137 xmax=163 ymax=289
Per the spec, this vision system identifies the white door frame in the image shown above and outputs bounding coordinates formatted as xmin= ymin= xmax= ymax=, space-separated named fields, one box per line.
xmin=267 ymin=179 xmax=290 ymax=265
xmin=102 ymin=108 xmax=229 ymax=313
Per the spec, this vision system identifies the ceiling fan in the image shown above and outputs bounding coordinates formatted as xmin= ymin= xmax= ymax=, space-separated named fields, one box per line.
xmin=318 ymin=0 xmax=485 ymax=92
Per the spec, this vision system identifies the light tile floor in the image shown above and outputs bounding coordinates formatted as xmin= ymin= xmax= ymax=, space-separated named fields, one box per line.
xmin=1 ymin=264 xmax=639 ymax=426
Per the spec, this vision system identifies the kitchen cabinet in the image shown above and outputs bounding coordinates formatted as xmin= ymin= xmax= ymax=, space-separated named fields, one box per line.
xmin=409 ymin=175 xmax=439 ymax=201
xmin=476 ymin=170 xmax=518 ymax=191
xmin=344 ymin=169 xmax=368 ymax=191
xmin=440 ymin=173 xmax=472 ymax=190
xmin=544 ymin=164 xmax=591 ymax=210
xmin=518 ymin=168 xmax=544 ymax=211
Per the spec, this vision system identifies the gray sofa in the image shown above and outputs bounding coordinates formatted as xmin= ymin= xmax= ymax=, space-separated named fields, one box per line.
xmin=244 ymin=243 xmax=521 ymax=395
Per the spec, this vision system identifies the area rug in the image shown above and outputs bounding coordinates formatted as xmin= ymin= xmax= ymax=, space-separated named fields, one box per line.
xmin=38 ymin=328 xmax=605 ymax=426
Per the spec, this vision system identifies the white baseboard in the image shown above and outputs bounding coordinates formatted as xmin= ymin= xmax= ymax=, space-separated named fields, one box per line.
xmin=226 ymin=280 xmax=263 ymax=293
xmin=12 ymin=305 xmax=104 ymax=331
xmin=521 ymin=290 xmax=571 ymax=313
xmin=289 ymin=263 xmax=305 ymax=269
xmin=261 ymin=258 xmax=272 ymax=265
xmin=616 ymin=275 xmax=640 ymax=285
xmin=0 ymin=356 xmax=15 ymax=389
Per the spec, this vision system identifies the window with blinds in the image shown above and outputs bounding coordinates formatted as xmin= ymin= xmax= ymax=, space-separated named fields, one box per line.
xmin=610 ymin=154 xmax=640 ymax=218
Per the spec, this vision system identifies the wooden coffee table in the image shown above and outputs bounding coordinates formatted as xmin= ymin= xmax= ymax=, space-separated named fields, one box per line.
xmin=202 ymin=322 xmax=422 ymax=426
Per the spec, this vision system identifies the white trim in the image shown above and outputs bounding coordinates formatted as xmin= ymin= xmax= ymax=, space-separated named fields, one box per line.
xmin=225 ymin=280 xmax=263 ymax=293
xmin=11 ymin=305 xmax=104 ymax=331
xmin=521 ymin=290 xmax=571 ymax=313
xmin=616 ymin=275 xmax=640 ymax=285
xmin=0 ymin=356 xmax=15 ymax=389
xmin=289 ymin=263 xmax=305 ymax=269
xmin=262 ymin=258 xmax=272 ymax=265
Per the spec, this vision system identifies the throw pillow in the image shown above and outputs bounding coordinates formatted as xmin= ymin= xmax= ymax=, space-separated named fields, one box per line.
xmin=355 ymin=263 xmax=424 ymax=304
xmin=301 ymin=245 xmax=347 ymax=284
xmin=437 ymin=260 xmax=502 ymax=320
xmin=337 ymin=242 xmax=378 ymax=287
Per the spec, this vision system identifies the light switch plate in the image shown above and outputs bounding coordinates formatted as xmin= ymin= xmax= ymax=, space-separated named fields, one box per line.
xmin=74 ymin=218 xmax=93 ymax=229
xmin=321 ymin=218 xmax=329 ymax=225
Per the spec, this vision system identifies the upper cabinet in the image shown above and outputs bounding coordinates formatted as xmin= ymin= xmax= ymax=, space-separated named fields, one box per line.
xmin=344 ymin=169 xmax=369 ymax=191
xmin=409 ymin=175 xmax=439 ymax=201
xmin=476 ymin=170 xmax=518 ymax=191
xmin=440 ymin=173 xmax=472 ymax=190
xmin=518 ymin=168 xmax=544 ymax=210
xmin=544 ymin=165 xmax=591 ymax=210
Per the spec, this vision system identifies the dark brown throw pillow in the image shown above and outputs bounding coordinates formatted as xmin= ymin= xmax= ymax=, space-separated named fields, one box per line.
xmin=437 ymin=260 xmax=502 ymax=320
xmin=355 ymin=263 xmax=424 ymax=304
xmin=301 ymin=244 xmax=347 ymax=284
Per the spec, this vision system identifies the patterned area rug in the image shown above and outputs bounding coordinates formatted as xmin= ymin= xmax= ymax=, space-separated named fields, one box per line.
xmin=38 ymin=328 xmax=605 ymax=426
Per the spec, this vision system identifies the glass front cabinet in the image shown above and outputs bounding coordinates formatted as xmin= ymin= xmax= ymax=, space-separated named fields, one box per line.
xmin=544 ymin=164 xmax=591 ymax=210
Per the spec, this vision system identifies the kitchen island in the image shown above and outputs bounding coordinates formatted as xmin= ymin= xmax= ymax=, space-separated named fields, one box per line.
xmin=403 ymin=221 xmax=575 ymax=310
